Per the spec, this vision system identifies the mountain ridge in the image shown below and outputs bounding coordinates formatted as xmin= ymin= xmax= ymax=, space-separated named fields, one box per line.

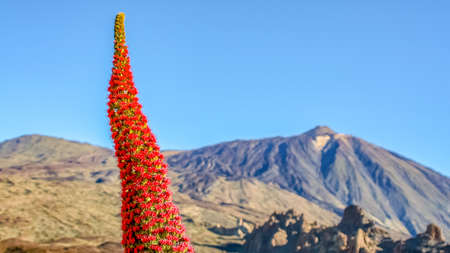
xmin=5 ymin=126 xmax=445 ymax=177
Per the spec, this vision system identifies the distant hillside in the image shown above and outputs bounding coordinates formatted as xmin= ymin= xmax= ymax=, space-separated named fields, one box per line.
xmin=0 ymin=135 xmax=114 ymax=167
xmin=166 ymin=126 xmax=450 ymax=236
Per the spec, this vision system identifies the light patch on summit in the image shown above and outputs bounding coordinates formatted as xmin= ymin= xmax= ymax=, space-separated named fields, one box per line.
xmin=333 ymin=134 xmax=351 ymax=146
xmin=312 ymin=135 xmax=331 ymax=150
xmin=333 ymin=133 xmax=347 ymax=139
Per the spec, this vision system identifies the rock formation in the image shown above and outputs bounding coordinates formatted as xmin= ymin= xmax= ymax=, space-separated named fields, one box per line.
xmin=242 ymin=209 xmax=323 ymax=253
xmin=208 ymin=218 xmax=254 ymax=238
xmin=399 ymin=224 xmax=449 ymax=253
xmin=242 ymin=205 xmax=449 ymax=253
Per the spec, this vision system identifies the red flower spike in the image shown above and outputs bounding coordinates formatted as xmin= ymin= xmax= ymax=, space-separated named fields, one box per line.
xmin=108 ymin=13 xmax=194 ymax=252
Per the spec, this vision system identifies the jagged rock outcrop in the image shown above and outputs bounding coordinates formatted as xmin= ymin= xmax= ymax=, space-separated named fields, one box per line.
xmin=422 ymin=224 xmax=445 ymax=242
xmin=242 ymin=209 xmax=324 ymax=253
xmin=303 ymin=205 xmax=387 ymax=253
xmin=242 ymin=205 xmax=449 ymax=253
xmin=337 ymin=205 xmax=374 ymax=234
xmin=398 ymin=224 xmax=449 ymax=252
xmin=208 ymin=218 xmax=254 ymax=238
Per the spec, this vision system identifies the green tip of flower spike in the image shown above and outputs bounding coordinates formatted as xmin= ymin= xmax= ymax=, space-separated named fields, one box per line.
xmin=114 ymin=13 xmax=126 ymax=45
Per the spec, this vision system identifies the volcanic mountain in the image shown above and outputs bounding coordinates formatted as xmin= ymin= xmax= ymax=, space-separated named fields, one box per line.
xmin=166 ymin=126 xmax=450 ymax=236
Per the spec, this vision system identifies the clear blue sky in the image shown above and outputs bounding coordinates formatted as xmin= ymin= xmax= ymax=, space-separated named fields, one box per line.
xmin=2 ymin=1 xmax=449 ymax=176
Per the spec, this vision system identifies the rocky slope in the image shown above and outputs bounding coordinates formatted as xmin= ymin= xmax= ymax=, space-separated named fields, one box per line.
xmin=242 ymin=205 xmax=449 ymax=253
xmin=166 ymin=126 xmax=450 ymax=236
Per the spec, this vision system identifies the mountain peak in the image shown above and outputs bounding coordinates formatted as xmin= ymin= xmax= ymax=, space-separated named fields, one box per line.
xmin=305 ymin=125 xmax=336 ymax=136
xmin=1 ymin=134 xmax=71 ymax=146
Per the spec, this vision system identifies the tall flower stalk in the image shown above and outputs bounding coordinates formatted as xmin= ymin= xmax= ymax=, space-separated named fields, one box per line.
xmin=107 ymin=13 xmax=194 ymax=253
